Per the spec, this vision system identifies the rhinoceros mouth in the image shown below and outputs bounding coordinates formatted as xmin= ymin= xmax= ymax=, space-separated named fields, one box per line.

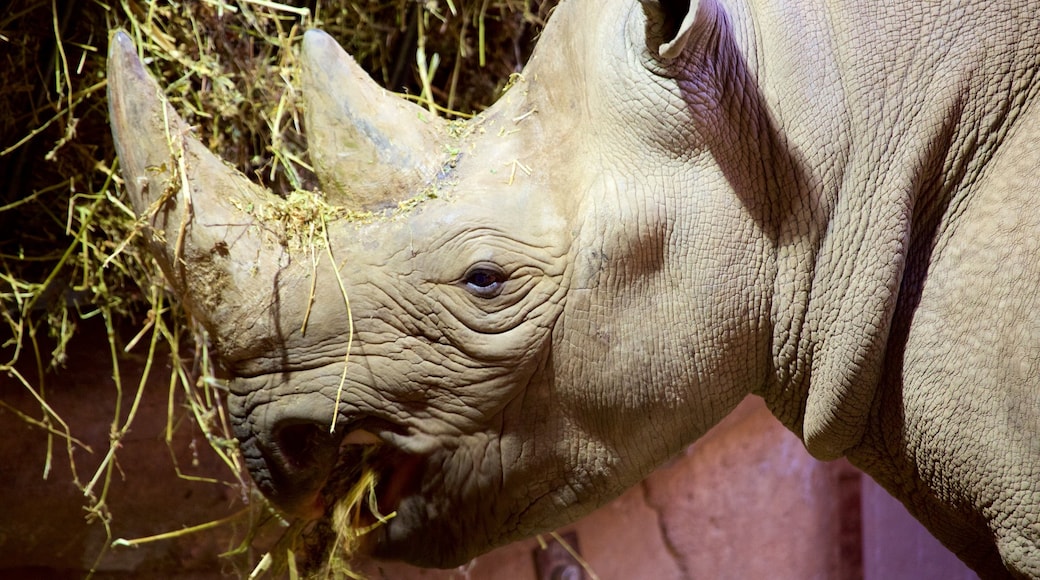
xmin=313 ymin=431 xmax=426 ymax=533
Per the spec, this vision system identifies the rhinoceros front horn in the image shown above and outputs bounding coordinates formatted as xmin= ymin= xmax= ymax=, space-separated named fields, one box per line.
xmin=300 ymin=30 xmax=448 ymax=211
xmin=108 ymin=30 xmax=283 ymax=340
xmin=107 ymin=29 xmax=447 ymax=345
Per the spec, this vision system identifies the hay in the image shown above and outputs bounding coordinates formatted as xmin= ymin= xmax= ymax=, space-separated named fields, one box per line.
xmin=329 ymin=466 xmax=394 ymax=560
xmin=1 ymin=0 xmax=555 ymax=575
xmin=302 ymin=449 xmax=394 ymax=579
xmin=244 ymin=457 xmax=389 ymax=579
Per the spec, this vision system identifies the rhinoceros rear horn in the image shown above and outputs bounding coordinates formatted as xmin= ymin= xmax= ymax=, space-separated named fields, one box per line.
xmin=108 ymin=30 xmax=277 ymax=334
xmin=300 ymin=30 xmax=448 ymax=211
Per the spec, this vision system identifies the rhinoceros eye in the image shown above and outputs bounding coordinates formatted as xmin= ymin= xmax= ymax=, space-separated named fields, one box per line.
xmin=462 ymin=264 xmax=506 ymax=298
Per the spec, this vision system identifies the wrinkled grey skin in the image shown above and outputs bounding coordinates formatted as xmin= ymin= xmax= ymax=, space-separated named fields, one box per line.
xmin=108 ymin=0 xmax=1040 ymax=576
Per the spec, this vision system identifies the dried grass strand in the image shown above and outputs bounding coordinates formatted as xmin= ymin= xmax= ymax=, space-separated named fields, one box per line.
xmin=321 ymin=213 xmax=353 ymax=434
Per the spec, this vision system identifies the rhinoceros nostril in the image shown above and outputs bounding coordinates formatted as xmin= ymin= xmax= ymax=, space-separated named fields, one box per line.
xmin=274 ymin=422 xmax=338 ymax=471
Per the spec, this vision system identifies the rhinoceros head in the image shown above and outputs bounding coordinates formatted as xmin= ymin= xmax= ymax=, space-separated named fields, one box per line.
xmin=108 ymin=0 xmax=768 ymax=566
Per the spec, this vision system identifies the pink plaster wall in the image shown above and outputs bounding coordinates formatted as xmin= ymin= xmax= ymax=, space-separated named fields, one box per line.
xmin=861 ymin=477 xmax=977 ymax=580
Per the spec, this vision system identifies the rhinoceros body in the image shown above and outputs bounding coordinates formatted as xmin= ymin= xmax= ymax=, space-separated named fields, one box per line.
xmin=108 ymin=0 xmax=1039 ymax=576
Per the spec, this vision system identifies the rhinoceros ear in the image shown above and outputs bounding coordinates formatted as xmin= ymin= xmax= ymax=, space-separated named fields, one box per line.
xmin=108 ymin=30 xmax=279 ymax=336
xmin=640 ymin=0 xmax=702 ymax=59
xmin=300 ymin=30 xmax=448 ymax=211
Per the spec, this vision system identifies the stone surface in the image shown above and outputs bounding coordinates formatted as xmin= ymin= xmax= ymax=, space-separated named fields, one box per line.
xmin=637 ymin=399 xmax=861 ymax=580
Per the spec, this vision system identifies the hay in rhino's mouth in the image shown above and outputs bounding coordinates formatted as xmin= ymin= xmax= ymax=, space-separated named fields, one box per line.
xmin=295 ymin=431 xmax=426 ymax=571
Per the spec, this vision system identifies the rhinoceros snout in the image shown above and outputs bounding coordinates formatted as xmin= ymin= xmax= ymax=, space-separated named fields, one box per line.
xmin=235 ymin=413 xmax=345 ymax=518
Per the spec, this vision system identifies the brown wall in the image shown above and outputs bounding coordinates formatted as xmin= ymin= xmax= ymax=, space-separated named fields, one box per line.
xmin=1 ymin=321 xmax=249 ymax=578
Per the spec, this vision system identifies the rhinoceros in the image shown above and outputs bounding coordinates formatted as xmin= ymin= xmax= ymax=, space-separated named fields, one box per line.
xmin=107 ymin=0 xmax=1039 ymax=576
